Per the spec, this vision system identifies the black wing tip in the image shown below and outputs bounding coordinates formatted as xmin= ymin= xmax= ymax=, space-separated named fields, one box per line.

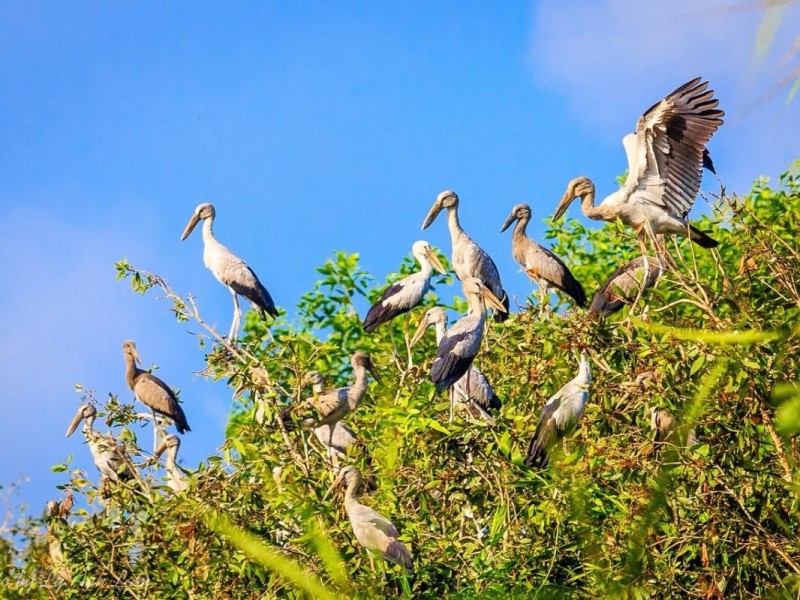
xmin=702 ymin=148 xmax=716 ymax=174
xmin=689 ymin=225 xmax=719 ymax=248
xmin=492 ymin=291 xmax=511 ymax=322
xmin=524 ymin=439 xmax=548 ymax=468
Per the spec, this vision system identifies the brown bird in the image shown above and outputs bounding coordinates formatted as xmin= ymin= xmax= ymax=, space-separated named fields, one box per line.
xmin=326 ymin=466 xmax=413 ymax=572
xmin=501 ymin=203 xmax=586 ymax=308
xmin=589 ymin=257 xmax=661 ymax=318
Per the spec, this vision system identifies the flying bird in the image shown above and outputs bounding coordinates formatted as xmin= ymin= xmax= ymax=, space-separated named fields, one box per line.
xmin=525 ymin=353 xmax=592 ymax=468
xmin=325 ymin=466 xmax=413 ymax=572
xmin=362 ymin=240 xmax=446 ymax=333
xmin=589 ymin=257 xmax=661 ymax=318
xmin=65 ymin=404 xmax=134 ymax=484
xmin=501 ymin=203 xmax=586 ymax=308
xmin=553 ymin=78 xmax=724 ymax=257
xmin=180 ymin=202 xmax=278 ymax=340
xmin=411 ymin=307 xmax=501 ymax=420
xmin=422 ymin=190 xmax=509 ymax=321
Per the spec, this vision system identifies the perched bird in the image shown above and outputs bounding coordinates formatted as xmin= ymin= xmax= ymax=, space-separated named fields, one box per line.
xmin=553 ymin=78 xmax=724 ymax=256
xmin=152 ymin=434 xmax=187 ymax=492
xmin=122 ymin=341 xmax=190 ymax=453
xmin=525 ymin=353 xmax=592 ymax=468
xmin=422 ymin=190 xmax=509 ymax=321
xmin=430 ymin=278 xmax=506 ymax=421
xmin=362 ymin=240 xmax=446 ymax=333
xmin=326 ymin=466 xmax=413 ymax=572
xmin=589 ymin=257 xmax=661 ymax=318
xmin=411 ymin=307 xmax=501 ymax=420
xmin=46 ymin=500 xmax=72 ymax=584
xmin=500 ymin=203 xmax=586 ymax=308
xmin=180 ymin=202 xmax=278 ymax=340
xmin=649 ymin=407 xmax=698 ymax=449
xmin=65 ymin=404 xmax=134 ymax=483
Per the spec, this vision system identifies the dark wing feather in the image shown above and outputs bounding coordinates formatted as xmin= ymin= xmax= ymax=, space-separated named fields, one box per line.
xmin=362 ymin=282 xmax=407 ymax=332
xmin=589 ymin=258 xmax=660 ymax=318
xmin=492 ymin=289 xmax=510 ymax=323
xmin=431 ymin=334 xmax=476 ymax=394
xmin=134 ymin=372 xmax=191 ymax=433
xmin=528 ymin=246 xmax=586 ymax=306
xmin=229 ymin=266 xmax=278 ymax=318
xmin=524 ymin=396 xmax=562 ymax=468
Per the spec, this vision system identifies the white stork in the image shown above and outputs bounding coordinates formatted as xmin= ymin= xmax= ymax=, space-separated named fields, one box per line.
xmin=500 ymin=203 xmax=586 ymax=308
xmin=429 ymin=278 xmax=506 ymax=421
xmin=589 ymin=257 xmax=661 ymax=318
xmin=180 ymin=202 xmax=278 ymax=340
xmin=362 ymin=240 xmax=446 ymax=333
xmin=553 ymin=78 xmax=724 ymax=258
xmin=122 ymin=341 xmax=190 ymax=453
xmin=411 ymin=307 xmax=501 ymax=420
xmin=152 ymin=434 xmax=187 ymax=492
xmin=65 ymin=404 xmax=134 ymax=484
xmin=525 ymin=353 xmax=591 ymax=468
xmin=422 ymin=190 xmax=510 ymax=321
xmin=325 ymin=466 xmax=413 ymax=572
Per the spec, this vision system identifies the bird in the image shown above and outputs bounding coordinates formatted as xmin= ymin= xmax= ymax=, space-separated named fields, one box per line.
xmin=589 ymin=257 xmax=661 ymax=318
xmin=65 ymin=404 xmax=134 ymax=484
xmin=525 ymin=353 xmax=592 ymax=468
xmin=422 ymin=190 xmax=510 ymax=321
xmin=152 ymin=434 xmax=187 ymax=492
xmin=180 ymin=202 xmax=278 ymax=340
xmin=410 ymin=307 xmax=501 ymax=420
xmin=429 ymin=278 xmax=506 ymax=421
xmin=649 ymin=407 xmax=697 ymax=449
xmin=552 ymin=78 xmax=724 ymax=258
xmin=325 ymin=466 xmax=413 ymax=572
xmin=500 ymin=203 xmax=586 ymax=308
xmin=46 ymin=500 xmax=72 ymax=584
xmin=122 ymin=341 xmax=190 ymax=454
xmin=362 ymin=240 xmax=446 ymax=333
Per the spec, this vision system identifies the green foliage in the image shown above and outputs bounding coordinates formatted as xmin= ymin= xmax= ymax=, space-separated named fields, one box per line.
xmin=3 ymin=162 xmax=800 ymax=598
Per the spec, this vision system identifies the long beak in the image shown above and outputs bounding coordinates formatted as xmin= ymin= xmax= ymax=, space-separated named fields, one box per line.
xmin=153 ymin=437 xmax=169 ymax=460
xmin=322 ymin=471 xmax=345 ymax=500
xmin=424 ymin=247 xmax=446 ymax=275
xmin=180 ymin=212 xmax=201 ymax=241
xmin=500 ymin=211 xmax=517 ymax=233
xmin=409 ymin=317 xmax=430 ymax=348
xmin=366 ymin=360 xmax=382 ymax=385
xmin=552 ymin=189 xmax=575 ymax=222
xmin=481 ymin=288 xmax=507 ymax=314
xmin=421 ymin=201 xmax=443 ymax=230
xmin=65 ymin=409 xmax=85 ymax=438
xmin=133 ymin=348 xmax=143 ymax=365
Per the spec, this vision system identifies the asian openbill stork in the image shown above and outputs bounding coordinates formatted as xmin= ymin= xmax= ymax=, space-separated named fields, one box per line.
xmin=122 ymin=340 xmax=190 ymax=453
xmin=422 ymin=190 xmax=510 ymax=321
xmin=553 ymin=78 xmax=724 ymax=268
xmin=362 ymin=240 xmax=446 ymax=333
xmin=325 ymin=466 xmax=413 ymax=572
xmin=649 ymin=407 xmax=697 ymax=450
xmin=589 ymin=257 xmax=661 ymax=318
xmin=500 ymin=203 xmax=586 ymax=308
xmin=429 ymin=278 xmax=506 ymax=421
xmin=66 ymin=404 xmax=134 ymax=484
xmin=152 ymin=434 xmax=187 ymax=492
xmin=411 ymin=307 xmax=501 ymax=420
xmin=525 ymin=353 xmax=591 ymax=468
xmin=180 ymin=202 xmax=278 ymax=340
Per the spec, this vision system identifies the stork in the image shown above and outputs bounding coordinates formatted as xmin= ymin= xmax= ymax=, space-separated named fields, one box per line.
xmin=589 ymin=257 xmax=661 ymax=318
xmin=65 ymin=404 xmax=134 ymax=484
xmin=553 ymin=78 xmax=724 ymax=268
xmin=422 ymin=190 xmax=510 ymax=321
xmin=500 ymin=203 xmax=586 ymax=309
xmin=649 ymin=407 xmax=697 ymax=449
xmin=122 ymin=340 xmax=190 ymax=453
xmin=411 ymin=307 xmax=501 ymax=420
xmin=362 ymin=240 xmax=446 ymax=333
xmin=46 ymin=500 xmax=72 ymax=584
xmin=525 ymin=353 xmax=591 ymax=468
xmin=180 ymin=202 xmax=278 ymax=340
xmin=325 ymin=466 xmax=413 ymax=573
xmin=152 ymin=434 xmax=187 ymax=492
xmin=429 ymin=278 xmax=506 ymax=421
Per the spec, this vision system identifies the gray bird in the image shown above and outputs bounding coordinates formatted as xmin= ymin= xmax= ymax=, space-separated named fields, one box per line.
xmin=66 ymin=404 xmax=133 ymax=483
xmin=553 ymin=78 xmax=723 ymax=270
xmin=525 ymin=353 xmax=591 ymax=468
xmin=649 ymin=407 xmax=697 ymax=449
xmin=326 ymin=466 xmax=413 ymax=572
xmin=152 ymin=434 xmax=187 ymax=492
xmin=411 ymin=307 xmax=501 ymax=420
xmin=589 ymin=257 xmax=661 ymax=318
xmin=362 ymin=240 xmax=446 ymax=332
xmin=422 ymin=190 xmax=509 ymax=321
xmin=500 ymin=203 xmax=586 ymax=308
xmin=180 ymin=202 xmax=277 ymax=340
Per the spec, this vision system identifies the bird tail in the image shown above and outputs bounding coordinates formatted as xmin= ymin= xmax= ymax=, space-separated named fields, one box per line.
xmin=588 ymin=290 xmax=622 ymax=319
xmin=278 ymin=406 xmax=297 ymax=432
xmin=386 ymin=539 xmax=414 ymax=572
xmin=492 ymin=291 xmax=511 ymax=322
xmin=689 ymin=225 xmax=718 ymax=248
xmin=524 ymin=438 xmax=549 ymax=469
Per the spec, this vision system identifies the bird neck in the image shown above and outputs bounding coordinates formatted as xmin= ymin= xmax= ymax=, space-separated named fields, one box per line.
xmin=579 ymin=184 xmax=604 ymax=221
xmin=124 ymin=355 xmax=140 ymax=391
xmin=511 ymin=215 xmax=530 ymax=240
xmin=202 ymin=216 xmax=217 ymax=245
xmin=446 ymin=206 xmax=464 ymax=243
xmin=417 ymin=254 xmax=434 ymax=277
xmin=434 ymin=321 xmax=447 ymax=344
xmin=466 ymin=295 xmax=487 ymax=321
xmin=349 ymin=366 xmax=369 ymax=406
xmin=343 ymin=477 xmax=361 ymax=510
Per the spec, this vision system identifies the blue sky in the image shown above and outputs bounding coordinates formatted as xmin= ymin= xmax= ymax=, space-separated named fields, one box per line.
xmin=1 ymin=2 xmax=798 ymax=517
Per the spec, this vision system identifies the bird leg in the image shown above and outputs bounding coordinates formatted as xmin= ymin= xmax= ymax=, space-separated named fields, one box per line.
xmin=538 ymin=280 xmax=551 ymax=314
xmin=449 ymin=387 xmax=455 ymax=424
xmin=229 ymin=290 xmax=241 ymax=341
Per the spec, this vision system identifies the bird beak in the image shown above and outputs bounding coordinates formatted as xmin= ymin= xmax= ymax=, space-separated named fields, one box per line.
xmin=152 ymin=437 xmax=169 ymax=460
xmin=500 ymin=211 xmax=517 ymax=233
xmin=322 ymin=470 xmax=345 ymax=500
xmin=65 ymin=409 xmax=85 ymax=438
xmin=180 ymin=212 xmax=201 ymax=241
xmin=421 ymin=200 xmax=443 ymax=230
xmin=424 ymin=246 xmax=447 ymax=275
xmin=481 ymin=288 xmax=507 ymax=314
xmin=552 ymin=186 xmax=576 ymax=222
xmin=366 ymin=360 xmax=382 ymax=385
xmin=409 ymin=317 xmax=430 ymax=348
xmin=132 ymin=347 xmax=143 ymax=365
